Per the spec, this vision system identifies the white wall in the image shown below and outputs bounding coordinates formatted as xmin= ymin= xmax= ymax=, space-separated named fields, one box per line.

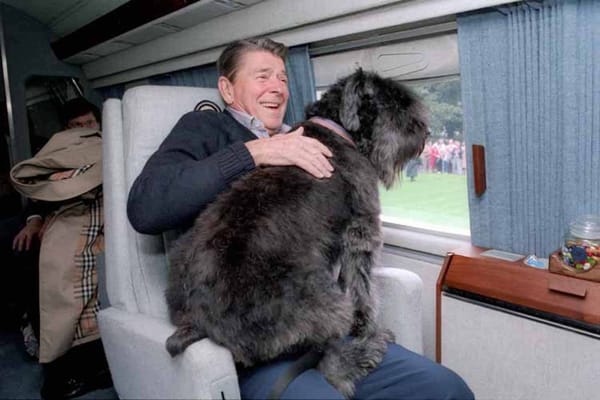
xmin=312 ymin=33 xmax=459 ymax=88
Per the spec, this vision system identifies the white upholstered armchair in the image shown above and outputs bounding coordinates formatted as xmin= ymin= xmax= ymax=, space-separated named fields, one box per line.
xmin=99 ymin=85 xmax=424 ymax=399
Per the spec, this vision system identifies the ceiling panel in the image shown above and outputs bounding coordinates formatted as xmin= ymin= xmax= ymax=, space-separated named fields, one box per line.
xmin=89 ymin=40 xmax=135 ymax=57
xmin=1 ymin=0 xmax=267 ymax=62
xmin=163 ymin=2 xmax=239 ymax=29
xmin=0 ymin=0 xmax=128 ymax=38
xmin=65 ymin=53 xmax=103 ymax=64
xmin=233 ymin=0 xmax=267 ymax=5
xmin=120 ymin=23 xmax=183 ymax=45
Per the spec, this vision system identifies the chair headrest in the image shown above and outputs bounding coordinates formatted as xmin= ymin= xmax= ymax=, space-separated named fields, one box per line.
xmin=194 ymin=99 xmax=222 ymax=113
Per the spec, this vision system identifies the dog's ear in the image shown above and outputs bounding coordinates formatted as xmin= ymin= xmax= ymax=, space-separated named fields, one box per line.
xmin=339 ymin=70 xmax=364 ymax=131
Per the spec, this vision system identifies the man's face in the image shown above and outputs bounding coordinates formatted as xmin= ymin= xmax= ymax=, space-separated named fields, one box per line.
xmin=67 ymin=112 xmax=99 ymax=130
xmin=219 ymin=50 xmax=289 ymax=135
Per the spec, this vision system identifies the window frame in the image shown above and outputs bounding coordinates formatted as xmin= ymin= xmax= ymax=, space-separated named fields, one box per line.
xmin=311 ymin=35 xmax=471 ymax=257
xmin=382 ymin=221 xmax=470 ymax=257
xmin=310 ymin=32 xmax=471 ymax=257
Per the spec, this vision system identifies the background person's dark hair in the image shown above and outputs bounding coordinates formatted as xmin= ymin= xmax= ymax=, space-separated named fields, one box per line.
xmin=217 ymin=38 xmax=288 ymax=82
xmin=60 ymin=97 xmax=101 ymax=128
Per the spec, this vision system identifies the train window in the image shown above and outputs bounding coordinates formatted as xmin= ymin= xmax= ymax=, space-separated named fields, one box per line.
xmin=25 ymin=76 xmax=83 ymax=154
xmin=378 ymin=76 xmax=468 ymax=236
xmin=312 ymin=31 xmax=469 ymax=240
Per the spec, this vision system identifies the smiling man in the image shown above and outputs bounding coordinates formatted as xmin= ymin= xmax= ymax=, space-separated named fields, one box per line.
xmin=218 ymin=48 xmax=289 ymax=136
xmin=128 ymin=38 xmax=334 ymax=235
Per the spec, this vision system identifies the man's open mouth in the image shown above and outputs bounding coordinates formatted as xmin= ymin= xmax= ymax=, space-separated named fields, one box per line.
xmin=260 ymin=101 xmax=281 ymax=109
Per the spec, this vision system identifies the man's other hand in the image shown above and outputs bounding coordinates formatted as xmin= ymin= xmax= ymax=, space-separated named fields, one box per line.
xmin=12 ymin=217 xmax=43 ymax=252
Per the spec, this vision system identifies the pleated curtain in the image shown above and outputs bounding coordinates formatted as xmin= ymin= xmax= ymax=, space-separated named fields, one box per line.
xmin=283 ymin=45 xmax=317 ymax=125
xmin=458 ymin=0 xmax=600 ymax=256
xmin=148 ymin=64 xmax=219 ymax=88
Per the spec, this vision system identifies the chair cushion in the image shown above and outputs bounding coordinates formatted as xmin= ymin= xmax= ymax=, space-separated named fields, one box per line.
xmin=112 ymin=85 xmax=223 ymax=318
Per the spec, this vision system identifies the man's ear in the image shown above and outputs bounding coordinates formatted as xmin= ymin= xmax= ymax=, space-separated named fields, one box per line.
xmin=218 ymin=76 xmax=234 ymax=105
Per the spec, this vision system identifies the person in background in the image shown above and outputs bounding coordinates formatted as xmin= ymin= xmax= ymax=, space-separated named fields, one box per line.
xmin=10 ymin=97 xmax=112 ymax=399
xmin=128 ymin=37 xmax=473 ymax=399
xmin=405 ymin=157 xmax=423 ymax=182
xmin=12 ymin=97 xmax=102 ymax=253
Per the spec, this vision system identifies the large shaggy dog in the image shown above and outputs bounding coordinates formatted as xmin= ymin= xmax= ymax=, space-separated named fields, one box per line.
xmin=165 ymin=69 xmax=429 ymax=396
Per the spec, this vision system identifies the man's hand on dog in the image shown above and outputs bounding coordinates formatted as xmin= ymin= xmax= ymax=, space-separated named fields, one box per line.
xmin=245 ymin=126 xmax=334 ymax=178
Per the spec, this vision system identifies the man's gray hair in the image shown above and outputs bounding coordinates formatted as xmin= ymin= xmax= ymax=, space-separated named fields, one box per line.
xmin=217 ymin=38 xmax=288 ymax=82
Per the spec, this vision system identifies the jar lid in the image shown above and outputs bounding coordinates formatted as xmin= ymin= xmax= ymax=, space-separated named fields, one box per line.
xmin=569 ymin=214 xmax=600 ymax=239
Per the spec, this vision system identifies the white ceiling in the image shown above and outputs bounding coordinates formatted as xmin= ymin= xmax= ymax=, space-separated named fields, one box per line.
xmin=0 ymin=0 xmax=265 ymax=63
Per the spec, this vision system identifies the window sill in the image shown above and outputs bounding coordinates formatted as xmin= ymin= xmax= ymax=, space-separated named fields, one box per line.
xmin=382 ymin=221 xmax=470 ymax=257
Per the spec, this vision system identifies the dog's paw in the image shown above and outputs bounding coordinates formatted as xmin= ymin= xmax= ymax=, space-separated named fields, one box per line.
xmin=165 ymin=325 xmax=205 ymax=357
xmin=165 ymin=334 xmax=184 ymax=357
xmin=381 ymin=328 xmax=396 ymax=343
xmin=319 ymin=335 xmax=390 ymax=398
xmin=332 ymin=379 xmax=356 ymax=399
xmin=319 ymin=366 xmax=356 ymax=399
xmin=357 ymin=356 xmax=379 ymax=370
xmin=318 ymin=342 xmax=359 ymax=399
xmin=359 ymin=341 xmax=387 ymax=369
xmin=352 ymin=330 xmax=392 ymax=372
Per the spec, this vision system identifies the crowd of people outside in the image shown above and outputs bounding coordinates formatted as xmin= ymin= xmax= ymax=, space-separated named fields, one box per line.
xmin=404 ymin=135 xmax=466 ymax=181
xmin=423 ymin=137 xmax=466 ymax=174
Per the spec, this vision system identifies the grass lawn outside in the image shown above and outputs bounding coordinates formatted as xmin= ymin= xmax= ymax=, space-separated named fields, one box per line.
xmin=379 ymin=172 xmax=471 ymax=236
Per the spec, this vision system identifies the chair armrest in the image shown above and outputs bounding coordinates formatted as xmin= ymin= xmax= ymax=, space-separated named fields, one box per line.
xmin=98 ymin=307 xmax=240 ymax=399
xmin=373 ymin=267 xmax=424 ymax=355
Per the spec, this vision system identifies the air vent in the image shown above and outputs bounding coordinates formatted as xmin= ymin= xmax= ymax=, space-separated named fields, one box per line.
xmin=213 ymin=0 xmax=245 ymax=9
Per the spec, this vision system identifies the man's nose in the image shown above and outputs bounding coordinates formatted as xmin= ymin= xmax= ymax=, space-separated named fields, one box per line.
xmin=269 ymin=77 xmax=287 ymax=93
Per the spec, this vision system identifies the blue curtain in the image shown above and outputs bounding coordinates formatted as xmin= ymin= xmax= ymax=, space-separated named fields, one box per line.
xmin=148 ymin=64 xmax=219 ymax=88
xmin=284 ymin=45 xmax=317 ymax=125
xmin=458 ymin=0 xmax=600 ymax=256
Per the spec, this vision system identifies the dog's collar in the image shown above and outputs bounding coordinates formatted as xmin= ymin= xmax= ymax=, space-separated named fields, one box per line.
xmin=309 ymin=117 xmax=355 ymax=147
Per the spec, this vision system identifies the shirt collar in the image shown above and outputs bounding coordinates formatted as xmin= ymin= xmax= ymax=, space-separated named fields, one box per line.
xmin=226 ymin=106 xmax=291 ymax=138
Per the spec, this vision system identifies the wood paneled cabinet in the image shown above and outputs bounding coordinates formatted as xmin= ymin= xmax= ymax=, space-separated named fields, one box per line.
xmin=436 ymin=247 xmax=600 ymax=400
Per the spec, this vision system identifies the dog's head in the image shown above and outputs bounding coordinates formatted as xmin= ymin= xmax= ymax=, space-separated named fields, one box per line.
xmin=305 ymin=69 xmax=429 ymax=188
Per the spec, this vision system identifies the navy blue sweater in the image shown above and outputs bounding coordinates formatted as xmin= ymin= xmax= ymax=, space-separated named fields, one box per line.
xmin=127 ymin=110 xmax=256 ymax=234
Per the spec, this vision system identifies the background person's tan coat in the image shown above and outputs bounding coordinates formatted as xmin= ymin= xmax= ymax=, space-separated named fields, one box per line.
xmin=10 ymin=128 xmax=104 ymax=363
xmin=10 ymin=128 xmax=102 ymax=201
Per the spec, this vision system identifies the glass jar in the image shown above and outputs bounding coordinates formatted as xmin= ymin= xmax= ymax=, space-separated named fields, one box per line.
xmin=561 ymin=214 xmax=600 ymax=272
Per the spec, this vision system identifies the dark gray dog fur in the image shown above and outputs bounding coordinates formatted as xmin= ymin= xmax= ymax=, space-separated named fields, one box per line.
xmin=165 ymin=69 xmax=429 ymax=397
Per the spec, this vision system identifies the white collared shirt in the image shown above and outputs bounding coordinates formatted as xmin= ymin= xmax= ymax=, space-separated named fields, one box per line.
xmin=226 ymin=106 xmax=291 ymax=138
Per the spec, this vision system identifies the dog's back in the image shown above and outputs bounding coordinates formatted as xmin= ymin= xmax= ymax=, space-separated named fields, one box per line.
xmin=166 ymin=123 xmax=378 ymax=364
